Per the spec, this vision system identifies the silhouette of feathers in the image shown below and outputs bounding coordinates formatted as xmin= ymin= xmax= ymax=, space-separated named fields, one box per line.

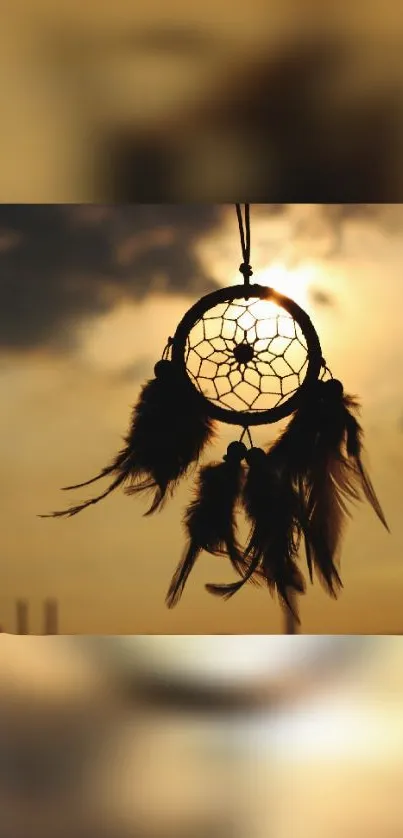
xmin=343 ymin=395 xmax=389 ymax=531
xmin=206 ymin=447 xmax=305 ymax=619
xmin=40 ymin=360 xmax=215 ymax=519
xmin=302 ymin=456 xmax=346 ymax=595
xmin=166 ymin=448 xmax=245 ymax=608
xmin=267 ymin=379 xmax=388 ymax=595
xmin=206 ymin=380 xmax=388 ymax=607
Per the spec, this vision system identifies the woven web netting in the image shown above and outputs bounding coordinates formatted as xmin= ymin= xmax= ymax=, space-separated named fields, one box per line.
xmin=184 ymin=297 xmax=310 ymax=413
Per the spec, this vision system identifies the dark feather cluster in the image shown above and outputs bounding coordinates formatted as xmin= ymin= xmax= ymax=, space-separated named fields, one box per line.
xmin=266 ymin=379 xmax=389 ymax=596
xmin=42 ymin=351 xmax=388 ymax=623
xmin=206 ymin=446 xmax=305 ymax=618
xmin=40 ymin=359 xmax=215 ymax=519
xmin=166 ymin=442 xmax=246 ymax=608
xmin=179 ymin=379 xmax=389 ymax=617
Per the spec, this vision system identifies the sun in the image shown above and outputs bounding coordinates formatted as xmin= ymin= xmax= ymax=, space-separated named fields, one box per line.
xmin=253 ymin=261 xmax=316 ymax=310
xmin=226 ymin=260 xmax=317 ymax=325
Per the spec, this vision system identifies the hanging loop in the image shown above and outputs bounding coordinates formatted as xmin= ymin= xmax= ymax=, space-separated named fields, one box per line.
xmin=239 ymin=426 xmax=253 ymax=448
xmin=236 ymin=204 xmax=253 ymax=295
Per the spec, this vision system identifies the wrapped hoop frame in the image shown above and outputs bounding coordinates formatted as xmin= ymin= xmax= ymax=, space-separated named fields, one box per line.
xmin=172 ymin=283 xmax=323 ymax=426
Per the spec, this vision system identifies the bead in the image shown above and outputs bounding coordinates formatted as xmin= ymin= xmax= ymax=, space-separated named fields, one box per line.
xmin=323 ymin=378 xmax=344 ymax=400
xmin=225 ymin=440 xmax=247 ymax=462
xmin=239 ymin=262 xmax=253 ymax=277
xmin=245 ymin=446 xmax=266 ymax=466
xmin=154 ymin=359 xmax=172 ymax=379
xmin=233 ymin=342 xmax=254 ymax=364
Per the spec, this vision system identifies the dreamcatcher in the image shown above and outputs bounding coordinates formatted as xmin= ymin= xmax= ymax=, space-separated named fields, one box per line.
xmin=42 ymin=205 xmax=389 ymax=621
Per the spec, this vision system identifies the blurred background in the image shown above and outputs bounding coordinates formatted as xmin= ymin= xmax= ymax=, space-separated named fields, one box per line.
xmin=0 ymin=203 xmax=402 ymax=633
xmin=0 ymin=634 xmax=402 ymax=838
xmin=1 ymin=0 xmax=403 ymax=201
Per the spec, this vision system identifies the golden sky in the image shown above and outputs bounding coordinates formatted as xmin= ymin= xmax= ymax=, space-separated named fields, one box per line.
xmin=0 ymin=204 xmax=402 ymax=633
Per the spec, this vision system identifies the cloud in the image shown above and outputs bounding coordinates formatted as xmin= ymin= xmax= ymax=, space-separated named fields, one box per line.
xmin=0 ymin=205 xmax=221 ymax=353
xmin=309 ymin=288 xmax=335 ymax=307
xmin=0 ymin=203 xmax=400 ymax=354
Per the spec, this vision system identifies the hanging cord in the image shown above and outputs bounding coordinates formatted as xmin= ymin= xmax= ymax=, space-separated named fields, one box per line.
xmin=239 ymin=425 xmax=253 ymax=448
xmin=162 ymin=336 xmax=173 ymax=360
xmin=237 ymin=204 xmax=297 ymax=631
xmin=320 ymin=358 xmax=334 ymax=381
xmin=235 ymin=204 xmax=253 ymax=294
xmin=236 ymin=204 xmax=253 ymax=447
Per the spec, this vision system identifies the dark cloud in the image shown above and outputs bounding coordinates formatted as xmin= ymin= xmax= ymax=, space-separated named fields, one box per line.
xmin=309 ymin=288 xmax=335 ymax=307
xmin=0 ymin=202 xmax=397 ymax=355
xmin=0 ymin=205 xmax=221 ymax=352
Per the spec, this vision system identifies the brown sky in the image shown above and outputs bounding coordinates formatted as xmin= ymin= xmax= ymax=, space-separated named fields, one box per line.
xmin=0 ymin=204 xmax=402 ymax=633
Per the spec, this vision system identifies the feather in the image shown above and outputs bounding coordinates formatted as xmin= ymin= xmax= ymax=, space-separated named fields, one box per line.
xmin=40 ymin=359 xmax=215 ymax=519
xmin=302 ymin=458 xmax=345 ymax=596
xmin=268 ymin=381 xmax=352 ymax=593
xmin=166 ymin=442 xmax=246 ymax=608
xmin=205 ymin=550 xmax=262 ymax=601
xmin=344 ymin=395 xmax=389 ymax=531
xmin=298 ymin=385 xmax=353 ymax=595
xmin=206 ymin=446 xmax=305 ymax=619
xmin=267 ymin=379 xmax=388 ymax=595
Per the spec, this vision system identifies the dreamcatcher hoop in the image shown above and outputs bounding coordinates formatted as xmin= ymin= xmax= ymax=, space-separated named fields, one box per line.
xmin=171 ymin=283 xmax=323 ymax=426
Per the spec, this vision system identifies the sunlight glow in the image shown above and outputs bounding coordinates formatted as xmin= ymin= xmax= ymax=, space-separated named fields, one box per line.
xmin=253 ymin=261 xmax=317 ymax=310
xmin=268 ymin=698 xmax=403 ymax=760
xmin=225 ymin=261 xmax=318 ymax=333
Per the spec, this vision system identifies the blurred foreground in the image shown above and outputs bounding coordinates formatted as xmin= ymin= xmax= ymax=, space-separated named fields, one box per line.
xmin=2 ymin=1 xmax=403 ymax=200
xmin=0 ymin=635 xmax=402 ymax=837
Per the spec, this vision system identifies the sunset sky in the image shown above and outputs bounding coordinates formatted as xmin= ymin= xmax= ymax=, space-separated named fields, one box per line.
xmin=0 ymin=204 xmax=402 ymax=633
